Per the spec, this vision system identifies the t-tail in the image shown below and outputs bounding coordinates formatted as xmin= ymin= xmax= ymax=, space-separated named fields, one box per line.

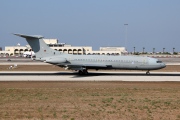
xmin=14 ymin=33 xmax=63 ymax=60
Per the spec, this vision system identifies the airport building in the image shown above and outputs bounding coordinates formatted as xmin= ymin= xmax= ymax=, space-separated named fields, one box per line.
xmin=0 ymin=39 xmax=126 ymax=56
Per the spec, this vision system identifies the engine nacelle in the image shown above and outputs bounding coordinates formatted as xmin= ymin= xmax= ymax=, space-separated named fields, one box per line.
xmin=45 ymin=57 xmax=67 ymax=64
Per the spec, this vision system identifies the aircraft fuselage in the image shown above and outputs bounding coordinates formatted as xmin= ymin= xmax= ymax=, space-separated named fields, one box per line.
xmin=42 ymin=54 xmax=166 ymax=71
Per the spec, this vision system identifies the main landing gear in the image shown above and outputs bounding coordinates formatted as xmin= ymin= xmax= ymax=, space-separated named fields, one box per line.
xmin=146 ymin=70 xmax=150 ymax=75
xmin=78 ymin=69 xmax=88 ymax=75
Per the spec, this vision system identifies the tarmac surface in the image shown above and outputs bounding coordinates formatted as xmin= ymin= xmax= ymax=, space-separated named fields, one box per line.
xmin=1 ymin=71 xmax=180 ymax=81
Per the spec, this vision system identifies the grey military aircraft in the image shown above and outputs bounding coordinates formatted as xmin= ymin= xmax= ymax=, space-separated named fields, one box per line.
xmin=14 ymin=33 xmax=166 ymax=75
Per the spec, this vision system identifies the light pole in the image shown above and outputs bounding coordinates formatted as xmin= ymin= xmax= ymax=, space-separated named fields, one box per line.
xmin=124 ymin=24 xmax=128 ymax=51
xmin=153 ymin=48 xmax=155 ymax=54
xmin=143 ymin=47 xmax=145 ymax=54
xmin=134 ymin=47 xmax=135 ymax=54
xmin=173 ymin=48 xmax=175 ymax=54
xmin=163 ymin=48 xmax=165 ymax=54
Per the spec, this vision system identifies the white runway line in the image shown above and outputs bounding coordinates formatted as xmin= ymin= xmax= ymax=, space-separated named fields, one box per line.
xmin=0 ymin=71 xmax=180 ymax=81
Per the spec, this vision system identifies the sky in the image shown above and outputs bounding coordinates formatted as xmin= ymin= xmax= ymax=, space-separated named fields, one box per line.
xmin=0 ymin=0 xmax=180 ymax=53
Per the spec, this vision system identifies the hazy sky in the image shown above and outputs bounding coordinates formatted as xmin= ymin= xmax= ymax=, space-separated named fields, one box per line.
xmin=1 ymin=0 xmax=180 ymax=52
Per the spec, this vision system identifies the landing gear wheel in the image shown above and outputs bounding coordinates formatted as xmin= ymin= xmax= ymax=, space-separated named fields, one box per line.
xmin=83 ymin=69 xmax=88 ymax=75
xmin=78 ymin=70 xmax=88 ymax=75
xmin=146 ymin=71 xmax=150 ymax=75
xmin=78 ymin=70 xmax=83 ymax=75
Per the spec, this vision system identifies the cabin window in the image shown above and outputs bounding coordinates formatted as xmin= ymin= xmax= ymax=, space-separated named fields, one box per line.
xmin=157 ymin=61 xmax=162 ymax=63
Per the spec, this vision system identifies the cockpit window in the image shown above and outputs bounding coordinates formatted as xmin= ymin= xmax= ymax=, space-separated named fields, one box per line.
xmin=157 ymin=61 xmax=162 ymax=63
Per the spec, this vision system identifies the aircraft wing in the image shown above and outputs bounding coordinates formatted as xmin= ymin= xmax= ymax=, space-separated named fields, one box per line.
xmin=57 ymin=63 xmax=112 ymax=70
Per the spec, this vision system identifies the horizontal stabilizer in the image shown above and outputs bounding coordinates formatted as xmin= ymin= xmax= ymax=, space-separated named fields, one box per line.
xmin=13 ymin=33 xmax=44 ymax=39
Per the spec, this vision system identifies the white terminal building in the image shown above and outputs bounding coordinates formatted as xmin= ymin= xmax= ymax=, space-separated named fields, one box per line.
xmin=0 ymin=39 xmax=127 ymax=56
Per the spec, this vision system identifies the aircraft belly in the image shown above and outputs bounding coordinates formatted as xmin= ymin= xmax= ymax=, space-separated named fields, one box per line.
xmin=137 ymin=65 xmax=149 ymax=70
xmin=136 ymin=65 xmax=160 ymax=70
xmin=142 ymin=65 xmax=162 ymax=70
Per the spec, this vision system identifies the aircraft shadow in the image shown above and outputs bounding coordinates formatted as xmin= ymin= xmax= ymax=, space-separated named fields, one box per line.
xmin=1 ymin=72 xmax=180 ymax=78
xmin=71 ymin=72 xmax=180 ymax=78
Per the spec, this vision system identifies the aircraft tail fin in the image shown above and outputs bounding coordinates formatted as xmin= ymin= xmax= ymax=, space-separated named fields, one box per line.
xmin=14 ymin=33 xmax=63 ymax=59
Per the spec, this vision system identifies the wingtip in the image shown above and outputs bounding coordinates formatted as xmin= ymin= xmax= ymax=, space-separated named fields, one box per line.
xmin=13 ymin=33 xmax=22 ymax=37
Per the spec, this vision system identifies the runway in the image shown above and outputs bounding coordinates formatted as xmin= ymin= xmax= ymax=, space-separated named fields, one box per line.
xmin=1 ymin=71 xmax=180 ymax=81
